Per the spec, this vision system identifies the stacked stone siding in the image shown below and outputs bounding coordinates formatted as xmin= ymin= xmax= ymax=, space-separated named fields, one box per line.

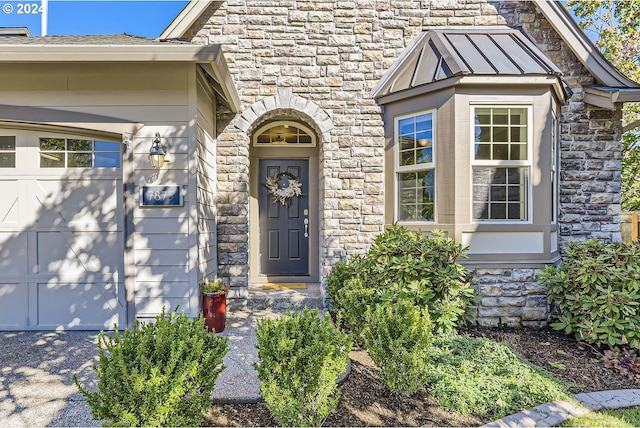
xmin=184 ymin=0 xmax=623 ymax=326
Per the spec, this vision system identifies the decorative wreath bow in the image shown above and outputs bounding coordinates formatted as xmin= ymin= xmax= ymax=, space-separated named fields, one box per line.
xmin=264 ymin=171 xmax=303 ymax=206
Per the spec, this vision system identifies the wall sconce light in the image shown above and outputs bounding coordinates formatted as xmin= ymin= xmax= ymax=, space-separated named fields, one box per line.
xmin=149 ymin=133 xmax=168 ymax=168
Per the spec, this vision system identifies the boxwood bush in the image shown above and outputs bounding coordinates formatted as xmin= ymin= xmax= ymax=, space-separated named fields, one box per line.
xmin=73 ymin=308 xmax=228 ymax=427
xmin=538 ymin=239 xmax=640 ymax=349
xmin=362 ymin=301 xmax=433 ymax=394
xmin=254 ymin=307 xmax=352 ymax=427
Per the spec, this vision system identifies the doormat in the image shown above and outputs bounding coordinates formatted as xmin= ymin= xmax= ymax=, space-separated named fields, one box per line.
xmin=262 ymin=283 xmax=307 ymax=290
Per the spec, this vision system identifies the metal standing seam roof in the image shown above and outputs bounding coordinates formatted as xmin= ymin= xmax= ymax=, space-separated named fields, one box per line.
xmin=372 ymin=26 xmax=564 ymax=99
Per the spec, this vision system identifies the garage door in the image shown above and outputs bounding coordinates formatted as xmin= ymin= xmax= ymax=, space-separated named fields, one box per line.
xmin=0 ymin=131 xmax=125 ymax=330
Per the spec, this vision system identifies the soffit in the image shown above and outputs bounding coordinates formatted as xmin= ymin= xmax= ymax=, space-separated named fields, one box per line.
xmin=372 ymin=26 xmax=563 ymax=100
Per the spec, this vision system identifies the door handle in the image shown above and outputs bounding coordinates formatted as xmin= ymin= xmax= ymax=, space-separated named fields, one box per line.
xmin=304 ymin=218 xmax=309 ymax=238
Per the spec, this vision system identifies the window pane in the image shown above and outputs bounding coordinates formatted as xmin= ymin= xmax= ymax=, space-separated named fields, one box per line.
xmin=492 ymin=127 xmax=508 ymax=142
xmin=397 ymin=112 xmax=434 ymax=167
xmin=41 ymin=152 xmax=64 ymax=168
xmin=399 ymin=118 xmax=415 ymax=136
xmin=398 ymin=170 xmax=434 ymax=221
xmin=475 ymin=109 xmax=491 ymax=125
xmin=492 ymin=144 xmax=509 ymax=160
xmin=511 ymin=143 xmax=527 ymax=160
xmin=68 ymin=139 xmax=91 ymax=151
xmin=473 ymin=203 xmax=488 ymax=219
xmin=475 ymin=144 xmax=491 ymax=160
xmin=510 ymin=127 xmax=526 ymax=143
xmin=40 ymin=138 xmax=64 ymax=151
xmin=510 ymin=109 xmax=527 ymax=125
xmin=493 ymin=109 xmax=509 ymax=125
xmin=95 ymin=141 xmax=120 ymax=151
xmin=473 ymin=167 xmax=527 ymax=220
xmin=95 ymin=152 xmax=121 ymax=168
xmin=0 ymin=136 xmax=15 ymax=150
xmin=0 ymin=153 xmax=15 ymax=168
xmin=475 ymin=126 xmax=491 ymax=143
xmin=68 ymin=153 xmax=92 ymax=168
xmin=417 ymin=147 xmax=432 ymax=164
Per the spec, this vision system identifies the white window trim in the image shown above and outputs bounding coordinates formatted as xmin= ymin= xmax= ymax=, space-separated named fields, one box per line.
xmin=393 ymin=109 xmax=437 ymax=224
xmin=470 ymin=104 xmax=533 ymax=224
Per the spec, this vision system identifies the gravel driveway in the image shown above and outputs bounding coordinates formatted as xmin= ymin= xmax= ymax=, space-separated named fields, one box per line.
xmin=0 ymin=331 xmax=100 ymax=427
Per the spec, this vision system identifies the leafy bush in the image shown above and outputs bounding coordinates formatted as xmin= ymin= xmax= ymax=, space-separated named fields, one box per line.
xmin=425 ymin=333 xmax=569 ymax=418
xmin=325 ymin=257 xmax=360 ymax=313
xmin=362 ymin=301 xmax=433 ymax=394
xmin=538 ymin=239 xmax=640 ymax=349
xmin=254 ymin=307 xmax=352 ymax=427
xmin=73 ymin=308 xmax=228 ymax=427
xmin=327 ymin=224 xmax=475 ymax=336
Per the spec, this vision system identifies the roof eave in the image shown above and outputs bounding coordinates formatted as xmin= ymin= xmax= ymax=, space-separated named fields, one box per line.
xmin=375 ymin=76 xmax=462 ymax=105
xmin=200 ymin=56 xmax=241 ymax=113
xmin=159 ymin=0 xmax=214 ymax=40
xmin=0 ymin=43 xmax=220 ymax=62
xmin=583 ymin=86 xmax=640 ymax=110
xmin=375 ymin=74 xmax=567 ymax=105
xmin=0 ymin=42 xmax=241 ymax=113
xmin=532 ymin=0 xmax=640 ymax=89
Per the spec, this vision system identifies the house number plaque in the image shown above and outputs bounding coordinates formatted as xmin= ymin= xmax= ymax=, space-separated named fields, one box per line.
xmin=141 ymin=185 xmax=183 ymax=207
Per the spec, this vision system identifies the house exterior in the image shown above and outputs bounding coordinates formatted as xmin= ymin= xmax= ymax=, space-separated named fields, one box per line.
xmin=0 ymin=0 xmax=638 ymax=330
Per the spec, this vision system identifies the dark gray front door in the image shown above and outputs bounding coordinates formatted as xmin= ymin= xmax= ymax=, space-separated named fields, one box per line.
xmin=259 ymin=159 xmax=309 ymax=275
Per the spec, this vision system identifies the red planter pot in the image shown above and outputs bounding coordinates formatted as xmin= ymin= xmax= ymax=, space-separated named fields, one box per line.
xmin=202 ymin=292 xmax=226 ymax=333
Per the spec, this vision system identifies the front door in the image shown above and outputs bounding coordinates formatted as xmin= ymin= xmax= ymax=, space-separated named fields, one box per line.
xmin=258 ymin=159 xmax=309 ymax=276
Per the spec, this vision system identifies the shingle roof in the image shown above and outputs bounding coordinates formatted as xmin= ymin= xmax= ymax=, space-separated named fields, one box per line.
xmin=0 ymin=33 xmax=190 ymax=45
xmin=372 ymin=26 xmax=563 ymax=99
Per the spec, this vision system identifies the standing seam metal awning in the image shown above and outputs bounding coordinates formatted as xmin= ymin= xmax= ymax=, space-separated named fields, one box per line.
xmin=371 ymin=26 xmax=564 ymax=100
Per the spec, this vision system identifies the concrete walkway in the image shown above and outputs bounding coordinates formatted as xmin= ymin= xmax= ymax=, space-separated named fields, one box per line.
xmin=2 ymin=309 xmax=640 ymax=427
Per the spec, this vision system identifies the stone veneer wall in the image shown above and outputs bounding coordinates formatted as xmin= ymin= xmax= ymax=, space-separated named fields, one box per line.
xmin=181 ymin=0 xmax=623 ymax=326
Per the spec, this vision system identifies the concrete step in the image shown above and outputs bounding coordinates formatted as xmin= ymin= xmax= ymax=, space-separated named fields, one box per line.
xmin=246 ymin=282 xmax=324 ymax=311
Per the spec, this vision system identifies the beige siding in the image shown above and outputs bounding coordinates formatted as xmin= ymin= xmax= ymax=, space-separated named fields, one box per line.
xmin=196 ymin=72 xmax=218 ymax=285
xmin=0 ymin=62 xmax=202 ymax=323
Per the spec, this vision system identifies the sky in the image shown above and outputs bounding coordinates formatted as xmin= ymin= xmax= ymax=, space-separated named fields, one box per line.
xmin=0 ymin=0 xmax=189 ymax=38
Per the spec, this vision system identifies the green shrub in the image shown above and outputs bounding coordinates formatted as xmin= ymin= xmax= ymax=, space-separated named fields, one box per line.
xmin=73 ymin=308 xmax=228 ymax=427
xmin=538 ymin=239 xmax=640 ymax=349
xmin=326 ymin=224 xmax=475 ymax=336
xmin=254 ymin=307 xmax=352 ymax=427
xmin=334 ymin=277 xmax=376 ymax=342
xmin=425 ymin=333 xmax=569 ymax=418
xmin=325 ymin=257 xmax=360 ymax=313
xmin=362 ymin=301 xmax=433 ymax=394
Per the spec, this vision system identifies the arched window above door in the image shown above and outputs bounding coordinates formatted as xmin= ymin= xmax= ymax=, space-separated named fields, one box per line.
xmin=252 ymin=121 xmax=316 ymax=147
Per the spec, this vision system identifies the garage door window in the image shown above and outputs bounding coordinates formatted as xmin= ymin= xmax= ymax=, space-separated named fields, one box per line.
xmin=0 ymin=136 xmax=15 ymax=168
xmin=40 ymin=138 xmax=121 ymax=168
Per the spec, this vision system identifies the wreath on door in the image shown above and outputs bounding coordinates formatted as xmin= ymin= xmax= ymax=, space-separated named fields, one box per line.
xmin=264 ymin=171 xmax=303 ymax=206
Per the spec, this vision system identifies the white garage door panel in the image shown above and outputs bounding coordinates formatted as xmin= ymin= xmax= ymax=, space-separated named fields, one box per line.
xmin=35 ymin=179 xmax=122 ymax=230
xmin=37 ymin=282 xmax=122 ymax=329
xmin=0 ymin=180 xmax=19 ymax=224
xmin=37 ymin=231 xmax=122 ymax=275
xmin=0 ymin=132 xmax=125 ymax=331
xmin=0 ymin=283 xmax=29 ymax=327
xmin=0 ymin=232 xmax=28 ymax=274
